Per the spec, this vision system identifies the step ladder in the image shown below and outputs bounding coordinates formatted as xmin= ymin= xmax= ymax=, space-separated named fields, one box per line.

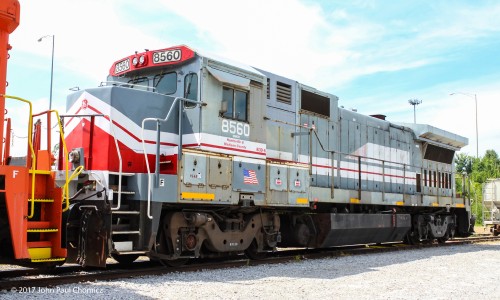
xmin=109 ymin=173 xmax=146 ymax=256
xmin=25 ymin=168 xmax=66 ymax=263
xmin=2 ymin=96 xmax=69 ymax=265
xmin=111 ymin=208 xmax=144 ymax=255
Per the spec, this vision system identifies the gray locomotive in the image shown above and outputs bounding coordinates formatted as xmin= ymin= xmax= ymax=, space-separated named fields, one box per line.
xmin=59 ymin=45 xmax=471 ymax=267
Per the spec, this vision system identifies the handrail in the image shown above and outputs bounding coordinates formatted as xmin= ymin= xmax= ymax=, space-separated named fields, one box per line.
xmin=60 ymin=113 xmax=123 ymax=210
xmin=141 ymin=97 xmax=205 ymax=220
xmin=313 ymin=128 xmax=459 ymax=201
xmin=1 ymin=95 xmax=73 ymax=217
xmin=2 ymin=95 xmax=36 ymax=218
xmin=63 ymin=165 xmax=84 ymax=211
xmin=107 ymin=113 xmax=124 ymax=210
xmin=266 ymin=116 xmax=418 ymax=169
xmin=284 ymin=122 xmax=455 ymax=202
xmin=311 ymin=128 xmax=413 ymax=200
xmin=99 ymin=81 xmax=157 ymax=92
xmin=49 ymin=109 xmax=70 ymax=210
xmin=33 ymin=109 xmax=72 ymax=212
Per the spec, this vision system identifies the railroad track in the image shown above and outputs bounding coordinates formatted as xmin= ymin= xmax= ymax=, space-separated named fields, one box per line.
xmin=1 ymin=235 xmax=498 ymax=292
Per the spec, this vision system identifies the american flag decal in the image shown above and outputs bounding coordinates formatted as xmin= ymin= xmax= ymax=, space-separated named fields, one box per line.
xmin=243 ymin=169 xmax=259 ymax=185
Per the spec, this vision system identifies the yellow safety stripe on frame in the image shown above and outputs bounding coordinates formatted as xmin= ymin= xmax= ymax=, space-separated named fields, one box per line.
xmin=33 ymin=199 xmax=54 ymax=203
xmin=31 ymin=257 xmax=65 ymax=263
xmin=181 ymin=192 xmax=215 ymax=201
xmin=27 ymin=228 xmax=58 ymax=233
xmin=431 ymin=202 xmax=439 ymax=207
xmin=296 ymin=198 xmax=309 ymax=204
xmin=455 ymin=203 xmax=465 ymax=208
xmin=395 ymin=201 xmax=404 ymax=206
xmin=350 ymin=198 xmax=360 ymax=204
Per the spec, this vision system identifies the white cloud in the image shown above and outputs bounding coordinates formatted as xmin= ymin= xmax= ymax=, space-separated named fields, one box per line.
xmin=4 ymin=0 xmax=500 ymax=158
xmin=11 ymin=1 xmax=166 ymax=82
xmin=11 ymin=1 xmax=499 ymax=92
xmin=158 ymin=0 xmax=388 ymax=88
xmin=429 ymin=85 xmax=500 ymax=157
xmin=361 ymin=80 xmax=500 ymax=158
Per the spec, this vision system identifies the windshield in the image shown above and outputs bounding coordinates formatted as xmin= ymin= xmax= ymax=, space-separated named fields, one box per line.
xmin=106 ymin=71 xmax=177 ymax=95
xmin=154 ymin=73 xmax=177 ymax=94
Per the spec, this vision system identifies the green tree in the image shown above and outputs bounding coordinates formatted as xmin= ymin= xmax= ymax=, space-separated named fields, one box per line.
xmin=454 ymin=153 xmax=474 ymax=196
xmin=455 ymin=149 xmax=500 ymax=225
xmin=455 ymin=152 xmax=473 ymax=175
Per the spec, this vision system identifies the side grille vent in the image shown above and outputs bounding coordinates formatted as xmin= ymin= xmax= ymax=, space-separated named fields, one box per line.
xmin=266 ymin=78 xmax=270 ymax=99
xmin=276 ymin=81 xmax=292 ymax=104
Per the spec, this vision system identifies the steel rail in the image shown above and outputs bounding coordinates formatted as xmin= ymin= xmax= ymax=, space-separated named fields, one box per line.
xmin=0 ymin=235 xmax=498 ymax=291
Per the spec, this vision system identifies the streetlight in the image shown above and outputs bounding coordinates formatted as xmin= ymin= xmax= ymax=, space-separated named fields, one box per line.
xmin=408 ymin=99 xmax=422 ymax=123
xmin=450 ymin=92 xmax=478 ymax=158
xmin=38 ymin=34 xmax=54 ymax=110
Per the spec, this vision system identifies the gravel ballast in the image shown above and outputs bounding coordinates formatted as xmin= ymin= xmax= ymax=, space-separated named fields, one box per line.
xmin=1 ymin=241 xmax=499 ymax=299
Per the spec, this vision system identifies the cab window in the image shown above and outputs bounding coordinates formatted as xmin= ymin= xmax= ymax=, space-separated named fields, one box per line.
xmin=184 ymin=73 xmax=198 ymax=108
xmin=128 ymin=76 xmax=150 ymax=91
xmin=221 ymin=87 xmax=247 ymax=121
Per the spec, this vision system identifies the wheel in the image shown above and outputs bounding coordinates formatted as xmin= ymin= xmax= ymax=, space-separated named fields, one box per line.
xmin=404 ymin=231 xmax=420 ymax=245
xmin=437 ymin=226 xmax=450 ymax=244
xmin=244 ymin=240 xmax=268 ymax=260
xmin=437 ymin=235 xmax=449 ymax=243
xmin=154 ymin=223 xmax=190 ymax=267
xmin=422 ymin=238 xmax=434 ymax=244
xmin=494 ymin=225 xmax=500 ymax=236
xmin=111 ymin=253 xmax=139 ymax=264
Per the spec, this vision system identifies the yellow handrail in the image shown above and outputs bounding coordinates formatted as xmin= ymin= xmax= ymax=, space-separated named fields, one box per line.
xmin=49 ymin=109 xmax=72 ymax=212
xmin=1 ymin=95 xmax=71 ymax=217
xmin=63 ymin=165 xmax=83 ymax=211
xmin=2 ymin=94 xmax=36 ymax=218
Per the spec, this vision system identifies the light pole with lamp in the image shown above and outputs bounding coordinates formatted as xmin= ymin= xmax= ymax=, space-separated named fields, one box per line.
xmin=450 ymin=92 xmax=478 ymax=158
xmin=408 ymin=99 xmax=422 ymax=123
xmin=37 ymin=34 xmax=54 ymax=111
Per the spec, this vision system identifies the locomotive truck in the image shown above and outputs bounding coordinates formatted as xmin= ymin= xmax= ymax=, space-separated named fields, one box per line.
xmin=0 ymin=1 xmax=473 ymax=268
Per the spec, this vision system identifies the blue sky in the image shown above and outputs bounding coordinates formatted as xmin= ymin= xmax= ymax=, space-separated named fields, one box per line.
xmin=6 ymin=0 xmax=500 ymax=157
